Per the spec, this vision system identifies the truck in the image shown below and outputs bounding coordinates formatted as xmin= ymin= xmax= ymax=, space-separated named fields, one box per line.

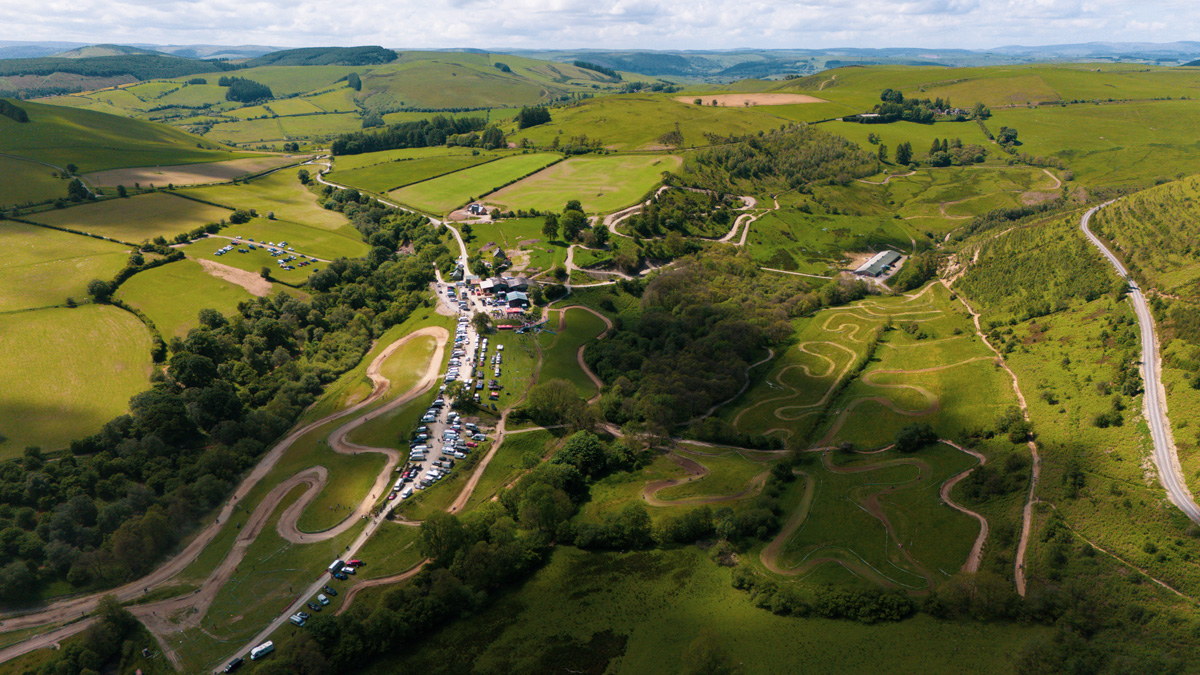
xmin=327 ymin=559 xmax=344 ymax=575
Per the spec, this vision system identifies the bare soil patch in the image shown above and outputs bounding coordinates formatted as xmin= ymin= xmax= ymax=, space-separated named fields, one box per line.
xmin=674 ymin=94 xmax=827 ymax=107
xmin=195 ymin=258 xmax=272 ymax=296
xmin=1021 ymin=190 xmax=1059 ymax=206
xmin=85 ymin=155 xmax=301 ymax=187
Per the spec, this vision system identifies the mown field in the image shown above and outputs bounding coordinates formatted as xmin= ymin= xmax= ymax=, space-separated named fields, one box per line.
xmin=179 ymin=169 xmax=358 ymax=233
xmin=327 ymin=152 xmax=504 ymax=194
xmin=536 ymin=308 xmax=609 ymax=400
xmin=0 ymin=221 xmax=132 ymax=312
xmin=0 ymin=305 xmax=152 ymax=455
xmin=28 ymin=192 xmax=232 ymax=244
xmin=485 ymin=154 xmax=681 ymax=214
xmin=115 ymin=258 xmax=256 ymax=338
xmin=360 ymin=546 xmax=1047 ymax=675
xmin=389 ymin=153 xmax=560 ymax=214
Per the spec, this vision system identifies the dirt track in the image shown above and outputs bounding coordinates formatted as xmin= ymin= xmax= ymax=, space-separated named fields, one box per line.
xmin=195 ymin=258 xmax=273 ymax=296
xmin=640 ymin=452 xmax=769 ymax=507
xmin=0 ymin=327 xmax=448 ymax=664
xmin=335 ymin=562 xmax=428 ymax=616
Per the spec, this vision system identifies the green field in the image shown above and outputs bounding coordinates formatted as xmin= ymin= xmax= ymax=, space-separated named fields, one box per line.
xmin=743 ymin=199 xmax=914 ymax=274
xmin=390 ymin=153 xmax=560 ymax=214
xmin=0 ymin=156 xmax=68 ymax=207
xmin=0 ymin=305 xmax=152 ymax=455
xmin=0 ymin=98 xmax=240 ymax=171
xmin=537 ymin=308 xmax=609 ymax=399
xmin=486 ymin=154 xmax=681 ymax=214
xmin=28 ymin=191 xmax=232 ymax=244
xmin=331 ymin=146 xmax=489 ymax=172
xmin=179 ymin=169 xmax=355 ymax=232
xmin=327 ymin=152 xmax=504 ymax=194
xmin=115 ymin=259 xmax=256 ymax=338
xmin=361 ymin=546 xmax=1047 ymax=675
xmin=0 ymin=222 xmax=132 ymax=311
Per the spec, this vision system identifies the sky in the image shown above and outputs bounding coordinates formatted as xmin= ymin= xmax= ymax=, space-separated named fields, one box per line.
xmin=1 ymin=0 xmax=1196 ymax=50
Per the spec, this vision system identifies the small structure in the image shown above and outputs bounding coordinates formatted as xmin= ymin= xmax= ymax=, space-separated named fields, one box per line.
xmin=506 ymin=291 xmax=530 ymax=309
xmin=489 ymin=276 xmax=510 ymax=294
xmin=479 ymin=278 xmax=496 ymax=294
xmin=506 ymin=275 xmax=532 ymax=292
xmin=466 ymin=203 xmax=488 ymax=216
xmin=855 ymin=250 xmax=902 ymax=277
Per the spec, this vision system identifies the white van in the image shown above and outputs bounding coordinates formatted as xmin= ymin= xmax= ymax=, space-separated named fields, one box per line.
xmin=250 ymin=641 xmax=274 ymax=660
xmin=401 ymin=486 xmax=414 ymax=499
xmin=409 ymin=452 xmax=425 ymax=461
xmin=411 ymin=444 xmax=428 ymax=453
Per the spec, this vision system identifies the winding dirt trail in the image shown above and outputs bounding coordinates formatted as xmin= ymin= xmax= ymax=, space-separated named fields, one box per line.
xmin=546 ymin=305 xmax=613 ymax=405
xmin=335 ymin=562 xmax=428 ymax=616
xmin=0 ymin=327 xmax=449 ymax=663
xmin=857 ymin=170 xmax=916 ymax=186
xmin=640 ymin=452 xmax=769 ymax=507
xmin=942 ymin=279 xmax=1039 ymax=595
xmin=939 ymin=441 xmax=989 ymax=574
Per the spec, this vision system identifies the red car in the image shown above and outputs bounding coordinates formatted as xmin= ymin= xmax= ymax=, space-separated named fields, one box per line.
xmin=347 ymin=559 xmax=364 ymax=567
xmin=466 ymin=441 xmax=478 ymax=448
xmin=388 ymin=493 xmax=397 ymax=500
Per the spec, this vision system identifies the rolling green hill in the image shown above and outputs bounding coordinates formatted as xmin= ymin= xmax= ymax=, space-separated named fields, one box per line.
xmin=0 ymin=98 xmax=242 ymax=172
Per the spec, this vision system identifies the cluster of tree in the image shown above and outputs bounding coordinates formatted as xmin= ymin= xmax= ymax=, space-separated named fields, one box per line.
xmin=894 ymin=423 xmax=938 ymax=453
xmin=619 ymin=81 xmax=681 ymax=94
xmin=732 ymin=566 xmax=917 ymax=622
xmin=888 ymin=249 xmax=941 ymax=292
xmin=924 ymin=137 xmax=987 ymax=166
xmin=997 ymin=126 xmax=1019 ymax=146
xmin=331 ymin=115 xmax=488 ymax=155
xmin=854 ymin=89 xmax=966 ymax=124
xmin=957 ymin=452 xmax=1030 ymax=503
xmin=241 ymin=46 xmax=397 ymax=67
xmin=624 ymin=188 xmax=735 ymax=239
xmin=21 ymin=596 xmax=140 ymax=675
xmin=538 ymin=199 xmax=606 ymax=247
xmin=573 ymin=61 xmax=621 ymax=80
xmin=516 ymin=105 xmax=552 ymax=129
xmin=546 ymin=132 xmax=603 ymax=155
xmin=345 ymin=72 xmax=362 ymax=91
xmin=493 ymin=62 xmax=512 ymax=73
xmin=0 ymin=208 xmax=446 ymax=600
xmin=686 ymin=417 xmax=783 ymax=450
xmin=684 ymin=124 xmax=880 ymax=193
xmin=0 ymin=54 xmax=233 ymax=80
xmin=586 ymin=249 xmax=866 ymax=433
xmin=217 ymin=76 xmax=273 ymax=103
xmin=186 ymin=77 xmax=207 ymax=85
xmin=0 ymin=98 xmax=28 ymax=122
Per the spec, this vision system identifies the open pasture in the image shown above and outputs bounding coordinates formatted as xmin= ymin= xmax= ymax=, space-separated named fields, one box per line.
xmin=484 ymin=154 xmax=681 ymax=214
xmin=0 ymin=221 xmax=131 ymax=312
xmin=0 ymin=99 xmax=238 ymax=172
xmin=115 ymin=259 xmax=256 ymax=338
xmin=84 ymin=154 xmax=300 ymax=187
xmin=28 ymin=191 xmax=232 ymax=243
xmin=202 ymin=113 xmax=364 ymax=146
xmin=327 ymin=152 xmax=503 ymax=194
xmin=389 ymin=153 xmax=559 ymax=214
xmin=675 ymin=93 xmax=828 ymax=106
xmin=743 ymin=205 xmax=913 ymax=274
xmin=989 ymin=99 xmax=1200 ymax=185
xmin=0 ymin=305 xmax=152 ymax=455
xmin=180 ymin=169 xmax=357 ymax=233
xmin=331 ymin=146 xmax=487 ymax=172
xmin=0 ymin=156 xmax=67 ymax=207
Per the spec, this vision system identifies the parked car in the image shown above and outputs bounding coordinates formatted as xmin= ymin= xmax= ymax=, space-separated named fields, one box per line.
xmin=307 ymin=601 xmax=322 ymax=612
xmin=332 ymin=571 xmax=348 ymax=580
xmin=324 ymin=585 xmax=337 ymax=596
xmin=317 ymin=594 xmax=330 ymax=605
xmin=224 ymin=657 xmax=245 ymax=672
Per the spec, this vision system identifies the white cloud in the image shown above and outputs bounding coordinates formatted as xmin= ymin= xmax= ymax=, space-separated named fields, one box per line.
xmin=0 ymin=0 xmax=1197 ymax=50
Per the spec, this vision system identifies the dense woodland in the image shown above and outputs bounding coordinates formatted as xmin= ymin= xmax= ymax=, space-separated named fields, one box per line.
xmin=681 ymin=124 xmax=880 ymax=193
xmin=0 ymin=211 xmax=449 ymax=601
xmin=0 ymin=98 xmax=28 ymax=122
xmin=624 ymin=188 xmax=737 ymax=239
xmin=331 ymin=115 xmax=489 ymax=155
xmin=217 ymin=76 xmax=273 ymax=103
xmin=0 ymin=54 xmax=232 ymax=80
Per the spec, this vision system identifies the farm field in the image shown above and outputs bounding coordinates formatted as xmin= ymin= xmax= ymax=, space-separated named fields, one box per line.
xmin=0 ymin=221 xmax=131 ymax=312
xmin=27 ymin=192 xmax=231 ymax=244
xmin=84 ymin=154 xmax=300 ymax=188
xmin=389 ymin=153 xmax=560 ymax=214
xmin=327 ymin=152 xmax=504 ymax=194
xmin=114 ymin=258 xmax=256 ymax=338
xmin=179 ymin=169 xmax=356 ymax=233
xmin=0 ymin=99 xmax=241 ymax=172
xmin=0 ymin=305 xmax=152 ymax=455
xmin=203 ymin=113 xmax=364 ymax=145
xmin=743 ymin=203 xmax=913 ymax=274
xmin=330 ymin=146 xmax=488 ymax=172
xmin=485 ymin=154 xmax=682 ymax=214
xmin=0 ymin=155 xmax=67 ymax=207
xmin=363 ymin=546 xmax=1047 ymax=675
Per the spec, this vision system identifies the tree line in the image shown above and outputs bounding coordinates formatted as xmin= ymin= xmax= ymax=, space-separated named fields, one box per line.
xmin=218 ymin=76 xmax=273 ymax=103
xmin=573 ymin=61 xmax=621 ymax=80
xmin=331 ymin=115 xmax=489 ymax=155
xmin=0 ymin=98 xmax=28 ymax=123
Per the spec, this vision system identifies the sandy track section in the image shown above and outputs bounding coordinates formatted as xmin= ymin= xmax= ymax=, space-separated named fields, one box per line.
xmin=0 ymin=327 xmax=448 ymax=661
xmin=640 ymin=453 xmax=768 ymax=507
xmin=195 ymin=258 xmax=273 ymax=297
xmin=335 ymin=562 xmax=428 ymax=616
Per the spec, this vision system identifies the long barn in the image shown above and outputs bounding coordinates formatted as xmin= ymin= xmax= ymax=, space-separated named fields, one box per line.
xmin=855 ymin=250 xmax=902 ymax=277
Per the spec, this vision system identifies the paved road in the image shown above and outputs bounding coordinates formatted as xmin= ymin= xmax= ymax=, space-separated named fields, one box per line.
xmin=1080 ymin=201 xmax=1200 ymax=523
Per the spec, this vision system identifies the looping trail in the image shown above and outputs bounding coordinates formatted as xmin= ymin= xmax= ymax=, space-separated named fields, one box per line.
xmin=335 ymin=561 xmax=428 ymax=616
xmin=640 ymin=452 xmax=769 ymax=507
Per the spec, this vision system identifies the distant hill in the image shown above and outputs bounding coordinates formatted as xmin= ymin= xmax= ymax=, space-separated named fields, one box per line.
xmin=1184 ymin=59 xmax=1200 ymax=67
xmin=0 ymin=98 xmax=237 ymax=172
xmin=0 ymin=54 xmax=234 ymax=97
xmin=53 ymin=44 xmax=170 ymax=59
xmin=242 ymin=46 xmax=398 ymax=67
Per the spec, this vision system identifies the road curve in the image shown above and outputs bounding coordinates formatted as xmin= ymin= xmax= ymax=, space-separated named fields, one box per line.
xmin=1079 ymin=202 xmax=1200 ymax=523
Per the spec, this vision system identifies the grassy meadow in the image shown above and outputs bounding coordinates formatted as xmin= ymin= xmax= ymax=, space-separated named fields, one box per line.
xmin=389 ymin=153 xmax=560 ymax=214
xmin=0 ymin=221 xmax=132 ymax=312
xmin=178 ymin=169 xmax=356 ymax=232
xmin=485 ymin=154 xmax=682 ymax=214
xmin=0 ymin=156 xmax=67 ymax=207
xmin=115 ymin=259 xmax=256 ymax=338
xmin=536 ymin=308 xmax=609 ymax=399
xmin=327 ymin=152 xmax=504 ymax=194
xmin=0 ymin=305 xmax=152 ymax=455
xmin=28 ymin=192 xmax=231 ymax=244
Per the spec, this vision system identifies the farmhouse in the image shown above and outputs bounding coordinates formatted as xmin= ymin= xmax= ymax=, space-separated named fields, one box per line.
xmin=507 ymin=275 xmax=531 ymax=292
xmin=855 ymin=250 xmax=902 ymax=277
xmin=506 ymin=291 xmax=530 ymax=309
xmin=466 ymin=203 xmax=488 ymax=216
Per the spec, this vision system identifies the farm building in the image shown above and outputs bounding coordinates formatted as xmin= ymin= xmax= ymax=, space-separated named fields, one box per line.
xmin=486 ymin=276 xmax=509 ymax=294
xmin=507 ymin=275 xmax=532 ymax=292
xmin=466 ymin=203 xmax=488 ymax=216
xmin=855 ymin=250 xmax=902 ymax=277
xmin=506 ymin=291 xmax=530 ymax=309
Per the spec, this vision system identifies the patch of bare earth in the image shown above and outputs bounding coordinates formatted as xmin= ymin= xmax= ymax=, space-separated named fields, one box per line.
xmin=1021 ymin=191 xmax=1058 ymax=206
xmin=674 ymin=93 xmax=827 ymax=106
xmin=195 ymin=258 xmax=272 ymax=297
xmin=84 ymin=155 xmax=302 ymax=187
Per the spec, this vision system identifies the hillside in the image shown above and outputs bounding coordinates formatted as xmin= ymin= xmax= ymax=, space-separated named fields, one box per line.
xmin=0 ymin=98 xmax=240 ymax=172
xmin=53 ymin=44 xmax=170 ymax=58
xmin=242 ymin=45 xmax=397 ymax=67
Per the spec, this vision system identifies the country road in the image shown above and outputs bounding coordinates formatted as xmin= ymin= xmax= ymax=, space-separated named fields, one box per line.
xmin=1079 ymin=202 xmax=1200 ymax=523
